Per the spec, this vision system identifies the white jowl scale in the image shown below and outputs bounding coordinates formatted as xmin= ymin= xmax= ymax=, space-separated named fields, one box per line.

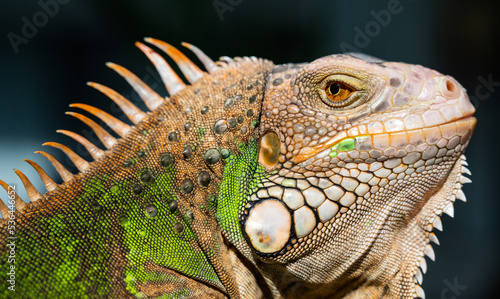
xmin=244 ymin=200 xmax=291 ymax=253
xmin=294 ymin=206 xmax=316 ymax=238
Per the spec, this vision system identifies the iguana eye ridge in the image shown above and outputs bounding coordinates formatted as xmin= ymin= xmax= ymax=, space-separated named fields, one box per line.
xmin=323 ymin=81 xmax=355 ymax=107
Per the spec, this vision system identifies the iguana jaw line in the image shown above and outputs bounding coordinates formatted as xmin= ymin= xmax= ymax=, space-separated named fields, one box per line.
xmin=386 ymin=152 xmax=470 ymax=298
xmin=280 ymin=151 xmax=471 ymax=298
xmin=291 ymin=116 xmax=476 ymax=165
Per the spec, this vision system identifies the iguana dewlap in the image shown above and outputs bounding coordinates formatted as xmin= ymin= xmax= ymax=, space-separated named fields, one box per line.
xmin=0 ymin=39 xmax=475 ymax=299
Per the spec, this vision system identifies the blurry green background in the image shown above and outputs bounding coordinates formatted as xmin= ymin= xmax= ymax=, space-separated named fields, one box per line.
xmin=0 ymin=1 xmax=498 ymax=298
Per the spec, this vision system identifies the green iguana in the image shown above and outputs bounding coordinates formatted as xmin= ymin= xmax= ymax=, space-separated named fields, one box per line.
xmin=0 ymin=38 xmax=476 ymax=298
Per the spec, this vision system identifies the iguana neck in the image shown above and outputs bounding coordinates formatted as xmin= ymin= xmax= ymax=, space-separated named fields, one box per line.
xmin=253 ymin=154 xmax=468 ymax=298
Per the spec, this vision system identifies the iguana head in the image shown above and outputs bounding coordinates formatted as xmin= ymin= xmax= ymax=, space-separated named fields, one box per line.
xmin=242 ymin=54 xmax=476 ymax=297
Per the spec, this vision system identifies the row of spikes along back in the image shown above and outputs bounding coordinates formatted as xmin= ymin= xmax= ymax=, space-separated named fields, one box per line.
xmin=0 ymin=37 xmax=240 ymax=221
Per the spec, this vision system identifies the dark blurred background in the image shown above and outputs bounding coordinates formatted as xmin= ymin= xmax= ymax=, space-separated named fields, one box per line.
xmin=1 ymin=1 xmax=499 ymax=298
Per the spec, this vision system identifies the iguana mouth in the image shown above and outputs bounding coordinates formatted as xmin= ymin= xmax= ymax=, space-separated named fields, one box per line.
xmin=292 ymin=116 xmax=476 ymax=165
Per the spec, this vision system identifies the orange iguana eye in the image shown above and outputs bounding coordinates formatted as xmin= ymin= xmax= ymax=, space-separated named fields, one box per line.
xmin=325 ymin=82 xmax=354 ymax=104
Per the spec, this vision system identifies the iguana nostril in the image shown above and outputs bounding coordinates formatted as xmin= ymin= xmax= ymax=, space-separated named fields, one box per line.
xmin=258 ymin=131 xmax=281 ymax=170
xmin=446 ymin=80 xmax=455 ymax=93
xmin=440 ymin=77 xmax=461 ymax=99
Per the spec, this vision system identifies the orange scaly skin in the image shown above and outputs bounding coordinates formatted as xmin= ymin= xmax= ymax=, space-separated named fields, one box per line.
xmin=0 ymin=41 xmax=475 ymax=298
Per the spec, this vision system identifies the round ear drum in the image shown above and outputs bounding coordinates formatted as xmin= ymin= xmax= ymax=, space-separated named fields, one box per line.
xmin=258 ymin=131 xmax=281 ymax=170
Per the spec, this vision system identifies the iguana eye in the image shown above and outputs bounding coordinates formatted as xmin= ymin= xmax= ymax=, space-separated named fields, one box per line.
xmin=324 ymin=82 xmax=354 ymax=106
